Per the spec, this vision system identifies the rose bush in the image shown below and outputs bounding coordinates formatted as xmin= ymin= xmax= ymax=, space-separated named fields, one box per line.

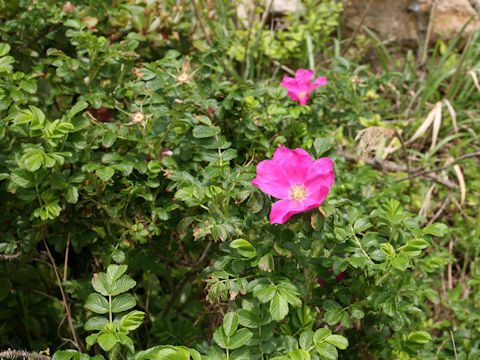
xmin=1 ymin=1 xmax=479 ymax=360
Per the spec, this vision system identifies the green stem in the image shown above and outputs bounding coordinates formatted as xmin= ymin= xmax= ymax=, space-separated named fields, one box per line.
xmin=108 ymin=295 xmax=112 ymax=324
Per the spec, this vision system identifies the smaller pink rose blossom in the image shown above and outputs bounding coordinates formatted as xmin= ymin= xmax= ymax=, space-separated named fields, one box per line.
xmin=251 ymin=147 xmax=334 ymax=224
xmin=280 ymin=69 xmax=327 ymax=106
xmin=162 ymin=149 xmax=173 ymax=158
xmin=317 ymin=279 xmax=326 ymax=287
xmin=146 ymin=157 xmax=152 ymax=162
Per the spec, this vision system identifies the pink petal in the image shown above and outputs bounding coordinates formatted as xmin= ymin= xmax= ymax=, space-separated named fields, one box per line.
xmin=281 ymin=77 xmax=302 ymax=102
xmin=299 ymin=93 xmax=310 ymax=105
xmin=312 ymin=76 xmax=327 ymax=89
xmin=303 ymin=157 xmax=334 ymax=208
xmin=294 ymin=69 xmax=314 ymax=90
xmin=272 ymin=147 xmax=313 ymax=185
xmin=251 ymin=159 xmax=290 ymax=199
xmin=269 ymin=199 xmax=305 ymax=224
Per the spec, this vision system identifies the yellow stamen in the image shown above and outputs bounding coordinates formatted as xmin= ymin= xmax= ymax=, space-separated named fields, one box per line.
xmin=299 ymin=91 xmax=307 ymax=98
xmin=289 ymin=184 xmax=308 ymax=201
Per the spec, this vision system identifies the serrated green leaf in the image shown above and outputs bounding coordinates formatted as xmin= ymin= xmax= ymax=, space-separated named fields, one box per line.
xmin=10 ymin=169 xmax=36 ymax=188
xmin=407 ymin=331 xmax=432 ymax=344
xmin=315 ymin=342 xmax=338 ymax=360
xmin=213 ymin=327 xmax=228 ymax=349
xmin=223 ymin=312 xmax=239 ymax=337
xmin=111 ymin=275 xmax=136 ymax=296
xmin=84 ymin=316 xmax=109 ymax=331
xmin=423 ymin=223 xmax=448 ymax=237
xmin=111 ymin=293 xmax=136 ymax=313
xmin=192 ymin=125 xmax=220 ymax=138
xmin=85 ymin=293 xmax=109 ymax=314
xmin=118 ymin=310 xmax=145 ymax=331
xmin=270 ymin=293 xmax=288 ymax=321
xmin=325 ymin=334 xmax=349 ymax=350
xmin=96 ymin=167 xmax=115 ymax=182
xmin=97 ymin=332 xmax=118 ymax=351
xmin=230 ymin=239 xmax=256 ymax=259
xmin=228 ymin=328 xmax=252 ymax=349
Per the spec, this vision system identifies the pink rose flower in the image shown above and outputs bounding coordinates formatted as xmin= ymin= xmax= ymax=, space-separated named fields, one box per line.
xmin=280 ymin=69 xmax=327 ymax=106
xmin=251 ymin=147 xmax=334 ymax=224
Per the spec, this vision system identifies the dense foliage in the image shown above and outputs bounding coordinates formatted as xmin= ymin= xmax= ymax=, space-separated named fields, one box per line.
xmin=1 ymin=1 xmax=480 ymax=359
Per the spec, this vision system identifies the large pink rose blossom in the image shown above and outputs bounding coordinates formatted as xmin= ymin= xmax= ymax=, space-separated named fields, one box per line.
xmin=280 ymin=69 xmax=327 ymax=105
xmin=251 ymin=147 xmax=334 ymax=224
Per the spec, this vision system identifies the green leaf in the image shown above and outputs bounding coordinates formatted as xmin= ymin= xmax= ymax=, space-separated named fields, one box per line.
xmin=270 ymin=293 xmax=289 ymax=321
xmin=288 ymin=349 xmax=311 ymax=360
xmin=85 ymin=293 xmax=109 ymax=314
xmin=118 ymin=310 xmax=145 ymax=331
xmin=52 ymin=350 xmax=77 ymax=360
xmin=67 ymin=101 xmax=88 ymax=119
xmin=299 ymin=330 xmax=314 ymax=350
xmin=325 ymin=334 xmax=349 ymax=350
xmin=97 ymin=332 xmax=118 ymax=351
xmin=391 ymin=256 xmax=409 ymax=271
xmin=52 ymin=351 xmax=75 ymax=360
xmin=192 ymin=125 xmax=220 ymax=138
xmin=110 ymin=275 xmax=136 ymax=296
xmin=102 ymin=131 xmax=117 ymax=148
xmin=10 ymin=169 xmax=36 ymax=188
xmin=84 ymin=316 xmax=109 ymax=331
xmin=407 ymin=331 xmax=432 ymax=344
xmin=0 ymin=43 xmax=10 ymax=57
xmin=65 ymin=186 xmax=79 ymax=204
xmin=230 ymin=239 xmax=256 ymax=259
xmin=107 ymin=264 xmax=128 ymax=282
xmin=111 ymin=293 xmax=136 ymax=313
xmin=423 ymin=223 xmax=448 ymax=237
xmin=92 ymin=273 xmax=110 ymax=296
xmin=315 ymin=342 xmax=338 ymax=360
xmin=96 ymin=167 xmax=115 ymax=182
xmin=213 ymin=327 xmax=228 ymax=349
xmin=313 ymin=138 xmax=332 ymax=157
xmin=228 ymin=328 xmax=253 ymax=349
xmin=223 ymin=312 xmax=239 ymax=337
xmin=314 ymin=328 xmax=332 ymax=345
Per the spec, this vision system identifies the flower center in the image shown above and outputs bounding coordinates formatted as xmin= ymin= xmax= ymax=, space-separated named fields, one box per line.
xmin=177 ymin=73 xmax=189 ymax=82
xmin=299 ymin=91 xmax=307 ymax=98
xmin=289 ymin=184 xmax=308 ymax=201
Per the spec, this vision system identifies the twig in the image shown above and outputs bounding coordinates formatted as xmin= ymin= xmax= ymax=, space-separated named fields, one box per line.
xmin=63 ymin=233 xmax=70 ymax=282
xmin=272 ymin=60 xmax=295 ymax=75
xmin=161 ymin=241 xmax=212 ymax=319
xmin=448 ymin=238 xmax=454 ymax=289
xmin=426 ymin=196 xmax=450 ymax=225
xmin=339 ymin=150 xmax=459 ymax=189
xmin=0 ymin=349 xmax=51 ymax=360
xmin=395 ymin=151 xmax=480 ymax=182
xmin=42 ymin=239 xmax=84 ymax=352
xmin=0 ymin=251 xmax=22 ymax=261
xmin=450 ymin=330 xmax=459 ymax=360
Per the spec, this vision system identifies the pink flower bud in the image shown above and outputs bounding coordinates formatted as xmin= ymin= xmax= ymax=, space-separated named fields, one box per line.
xmin=63 ymin=1 xmax=74 ymax=12
xmin=162 ymin=149 xmax=173 ymax=157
